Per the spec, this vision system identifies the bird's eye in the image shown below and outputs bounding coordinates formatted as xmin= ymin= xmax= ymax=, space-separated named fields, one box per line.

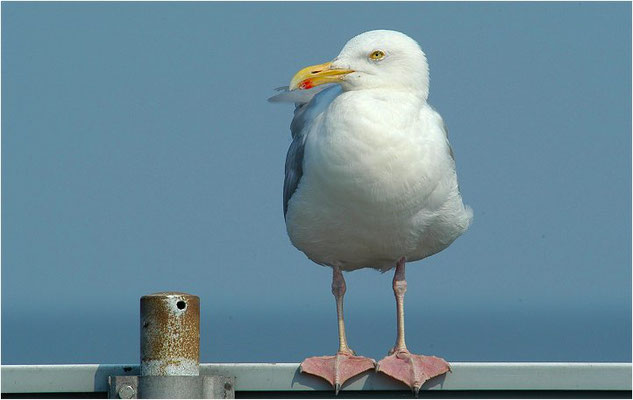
xmin=369 ymin=50 xmax=385 ymax=60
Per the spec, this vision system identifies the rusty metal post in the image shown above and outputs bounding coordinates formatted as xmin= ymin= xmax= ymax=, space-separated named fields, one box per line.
xmin=140 ymin=292 xmax=200 ymax=377
xmin=108 ymin=292 xmax=234 ymax=399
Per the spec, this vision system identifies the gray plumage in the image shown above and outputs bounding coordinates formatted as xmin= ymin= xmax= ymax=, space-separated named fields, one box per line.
xmin=271 ymin=85 xmax=343 ymax=217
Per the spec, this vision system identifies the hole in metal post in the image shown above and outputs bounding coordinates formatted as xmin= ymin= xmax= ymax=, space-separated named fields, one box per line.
xmin=176 ymin=300 xmax=186 ymax=310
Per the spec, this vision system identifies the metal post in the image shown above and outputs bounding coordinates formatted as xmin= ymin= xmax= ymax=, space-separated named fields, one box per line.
xmin=140 ymin=292 xmax=200 ymax=377
xmin=108 ymin=292 xmax=235 ymax=399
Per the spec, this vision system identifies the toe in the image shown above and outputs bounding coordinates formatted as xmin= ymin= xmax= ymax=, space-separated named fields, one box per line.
xmin=301 ymin=354 xmax=375 ymax=391
xmin=335 ymin=354 xmax=376 ymax=385
xmin=377 ymin=352 xmax=450 ymax=392
xmin=301 ymin=356 xmax=337 ymax=387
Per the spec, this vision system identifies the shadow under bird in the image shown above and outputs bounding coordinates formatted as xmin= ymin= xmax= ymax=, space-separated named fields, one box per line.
xmin=269 ymin=30 xmax=472 ymax=395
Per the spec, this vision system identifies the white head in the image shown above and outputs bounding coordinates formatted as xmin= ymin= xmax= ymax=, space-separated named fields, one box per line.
xmin=289 ymin=30 xmax=430 ymax=100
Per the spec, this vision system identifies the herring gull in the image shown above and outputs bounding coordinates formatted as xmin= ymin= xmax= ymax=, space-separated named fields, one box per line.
xmin=270 ymin=30 xmax=472 ymax=394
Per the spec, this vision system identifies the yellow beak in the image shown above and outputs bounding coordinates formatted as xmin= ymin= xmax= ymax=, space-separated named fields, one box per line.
xmin=289 ymin=61 xmax=354 ymax=91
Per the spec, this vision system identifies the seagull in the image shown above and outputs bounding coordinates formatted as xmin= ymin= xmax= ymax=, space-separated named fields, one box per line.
xmin=271 ymin=30 xmax=472 ymax=394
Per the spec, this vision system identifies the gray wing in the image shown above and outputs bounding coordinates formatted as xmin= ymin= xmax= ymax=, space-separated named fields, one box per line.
xmin=441 ymin=118 xmax=455 ymax=161
xmin=427 ymin=103 xmax=455 ymax=162
xmin=280 ymin=85 xmax=342 ymax=217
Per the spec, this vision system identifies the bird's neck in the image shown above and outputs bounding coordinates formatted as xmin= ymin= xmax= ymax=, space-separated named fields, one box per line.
xmin=326 ymin=89 xmax=425 ymax=133
xmin=340 ymin=87 xmax=427 ymax=104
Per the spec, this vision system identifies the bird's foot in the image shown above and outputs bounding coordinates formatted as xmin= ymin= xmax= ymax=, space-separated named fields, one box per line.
xmin=300 ymin=351 xmax=376 ymax=394
xmin=376 ymin=349 xmax=450 ymax=396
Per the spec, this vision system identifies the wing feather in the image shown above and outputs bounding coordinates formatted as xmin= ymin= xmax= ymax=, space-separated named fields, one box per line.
xmin=277 ymin=85 xmax=342 ymax=217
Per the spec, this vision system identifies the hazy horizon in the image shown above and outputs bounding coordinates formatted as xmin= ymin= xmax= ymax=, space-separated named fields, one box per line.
xmin=3 ymin=2 xmax=631 ymax=365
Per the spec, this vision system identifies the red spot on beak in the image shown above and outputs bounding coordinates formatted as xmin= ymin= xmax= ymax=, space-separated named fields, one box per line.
xmin=299 ymin=80 xmax=314 ymax=90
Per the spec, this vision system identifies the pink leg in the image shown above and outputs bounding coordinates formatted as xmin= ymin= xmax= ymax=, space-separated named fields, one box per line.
xmin=300 ymin=267 xmax=375 ymax=394
xmin=376 ymin=257 xmax=450 ymax=395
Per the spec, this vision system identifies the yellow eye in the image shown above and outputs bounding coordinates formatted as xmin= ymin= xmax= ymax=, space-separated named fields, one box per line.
xmin=369 ymin=50 xmax=385 ymax=60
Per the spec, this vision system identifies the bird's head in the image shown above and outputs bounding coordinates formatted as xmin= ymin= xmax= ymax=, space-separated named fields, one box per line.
xmin=289 ymin=30 xmax=430 ymax=99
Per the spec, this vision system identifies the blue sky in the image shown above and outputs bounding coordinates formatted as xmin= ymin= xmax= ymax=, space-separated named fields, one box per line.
xmin=2 ymin=2 xmax=631 ymax=364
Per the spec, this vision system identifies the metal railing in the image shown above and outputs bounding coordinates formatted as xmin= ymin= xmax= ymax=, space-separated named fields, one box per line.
xmin=2 ymin=292 xmax=631 ymax=398
xmin=2 ymin=362 xmax=631 ymax=397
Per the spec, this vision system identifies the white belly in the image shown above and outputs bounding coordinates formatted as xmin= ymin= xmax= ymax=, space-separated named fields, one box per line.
xmin=285 ymin=97 xmax=472 ymax=271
